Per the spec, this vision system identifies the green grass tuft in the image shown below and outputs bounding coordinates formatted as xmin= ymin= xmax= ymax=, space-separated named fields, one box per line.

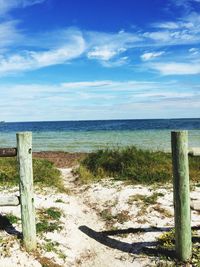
xmin=76 ymin=146 xmax=200 ymax=184
xmin=36 ymin=207 xmax=63 ymax=234
xmin=6 ymin=213 xmax=20 ymax=224
xmin=46 ymin=207 xmax=62 ymax=220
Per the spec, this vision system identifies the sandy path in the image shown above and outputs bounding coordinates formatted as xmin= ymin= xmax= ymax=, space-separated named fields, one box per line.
xmin=59 ymin=168 xmax=137 ymax=267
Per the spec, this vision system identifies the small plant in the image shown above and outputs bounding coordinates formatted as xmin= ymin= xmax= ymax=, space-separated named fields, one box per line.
xmin=46 ymin=208 xmax=62 ymax=220
xmin=55 ymin=199 xmax=64 ymax=203
xmin=127 ymin=192 xmax=164 ymax=205
xmin=154 ymin=205 xmax=173 ymax=218
xmin=44 ymin=239 xmax=59 ymax=252
xmin=156 ymin=229 xmax=200 ymax=266
xmin=36 ymin=207 xmax=63 ymax=234
xmin=42 ymin=238 xmax=67 ymax=261
xmin=115 ymin=210 xmax=131 ymax=224
xmin=6 ymin=213 xmax=20 ymax=224
xmin=36 ymin=221 xmax=62 ymax=233
xmin=157 ymin=230 xmax=175 ymax=251
xmin=99 ymin=209 xmax=113 ymax=222
xmin=127 ymin=192 xmax=167 ymax=220
xmin=99 ymin=208 xmax=131 ymax=227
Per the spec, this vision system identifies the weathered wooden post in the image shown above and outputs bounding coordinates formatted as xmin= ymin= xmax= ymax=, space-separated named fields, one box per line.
xmin=17 ymin=132 xmax=36 ymax=251
xmin=171 ymin=130 xmax=192 ymax=261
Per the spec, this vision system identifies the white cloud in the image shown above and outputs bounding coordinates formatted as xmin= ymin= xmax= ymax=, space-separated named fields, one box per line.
xmin=150 ymin=62 xmax=200 ymax=75
xmin=145 ymin=12 xmax=200 ymax=45
xmin=0 ymin=33 xmax=85 ymax=75
xmin=189 ymin=47 xmax=199 ymax=55
xmin=0 ymin=28 xmax=141 ymax=74
xmin=1 ymin=80 xmax=199 ymax=121
xmin=144 ymin=29 xmax=199 ymax=45
xmin=100 ymin=56 xmax=129 ymax=67
xmin=87 ymin=46 xmax=118 ymax=61
xmin=86 ymin=31 xmax=140 ymax=63
xmin=0 ymin=0 xmax=45 ymax=15
xmin=0 ymin=20 xmax=22 ymax=48
xmin=141 ymin=51 xmax=165 ymax=61
xmin=152 ymin=22 xmax=180 ymax=30
xmin=61 ymin=81 xmax=115 ymax=88
xmin=0 ymin=9 xmax=200 ymax=75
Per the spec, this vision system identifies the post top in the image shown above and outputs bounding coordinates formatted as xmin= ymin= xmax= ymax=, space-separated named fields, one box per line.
xmin=171 ymin=130 xmax=188 ymax=135
xmin=171 ymin=130 xmax=188 ymax=133
xmin=16 ymin=132 xmax=32 ymax=135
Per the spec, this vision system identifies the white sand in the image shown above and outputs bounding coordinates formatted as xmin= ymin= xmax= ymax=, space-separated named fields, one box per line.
xmin=0 ymin=168 xmax=200 ymax=266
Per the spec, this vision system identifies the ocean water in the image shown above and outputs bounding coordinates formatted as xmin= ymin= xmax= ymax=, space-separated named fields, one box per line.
xmin=0 ymin=119 xmax=199 ymax=152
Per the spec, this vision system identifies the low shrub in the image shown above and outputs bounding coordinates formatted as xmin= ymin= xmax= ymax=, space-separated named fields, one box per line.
xmin=77 ymin=146 xmax=200 ymax=184
xmin=0 ymin=157 xmax=62 ymax=189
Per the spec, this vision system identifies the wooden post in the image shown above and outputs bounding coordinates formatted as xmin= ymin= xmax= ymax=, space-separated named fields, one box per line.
xmin=17 ymin=132 xmax=36 ymax=251
xmin=171 ymin=130 xmax=192 ymax=261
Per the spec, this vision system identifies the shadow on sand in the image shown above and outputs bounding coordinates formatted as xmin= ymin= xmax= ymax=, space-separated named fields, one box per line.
xmin=0 ymin=214 xmax=22 ymax=239
xmin=79 ymin=225 xmax=200 ymax=260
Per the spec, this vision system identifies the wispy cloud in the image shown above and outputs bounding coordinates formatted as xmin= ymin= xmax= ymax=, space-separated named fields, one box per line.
xmin=0 ymin=2 xmax=200 ymax=76
xmin=145 ymin=12 xmax=200 ymax=46
xmin=1 ymin=80 xmax=199 ymax=121
xmin=0 ymin=32 xmax=85 ymax=75
xmin=87 ymin=46 xmax=120 ymax=61
xmin=0 ymin=20 xmax=23 ymax=48
xmin=0 ymin=0 xmax=45 ymax=15
xmin=0 ymin=28 xmax=141 ymax=74
xmin=141 ymin=51 xmax=165 ymax=61
xmin=189 ymin=47 xmax=199 ymax=55
xmin=86 ymin=30 xmax=140 ymax=64
xmin=150 ymin=61 xmax=200 ymax=75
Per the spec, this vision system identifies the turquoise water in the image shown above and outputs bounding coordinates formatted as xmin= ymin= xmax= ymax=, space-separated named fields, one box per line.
xmin=0 ymin=129 xmax=199 ymax=152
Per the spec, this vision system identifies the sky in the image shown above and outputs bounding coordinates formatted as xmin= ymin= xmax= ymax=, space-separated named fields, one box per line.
xmin=0 ymin=0 xmax=200 ymax=122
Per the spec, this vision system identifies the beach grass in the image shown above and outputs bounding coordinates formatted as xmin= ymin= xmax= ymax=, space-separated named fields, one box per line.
xmin=76 ymin=146 xmax=200 ymax=184
xmin=36 ymin=207 xmax=63 ymax=234
xmin=0 ymin=157 xmax=62 ymax=189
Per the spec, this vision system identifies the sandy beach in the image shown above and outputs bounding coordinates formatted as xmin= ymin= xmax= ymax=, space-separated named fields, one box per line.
xmin=0 ymin=152 xmax=199 ymax=266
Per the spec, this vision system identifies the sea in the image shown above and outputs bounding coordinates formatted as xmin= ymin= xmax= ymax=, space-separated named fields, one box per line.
xmin=0 ymin=119 xmax=200 ymax=152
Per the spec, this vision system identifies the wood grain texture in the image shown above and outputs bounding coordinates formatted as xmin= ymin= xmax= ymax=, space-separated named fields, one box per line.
xmin=171 ymin=131 xmax=192 ymax=261
xmin=17 ymin=132 xmax=36 ymax=251
xmin=0 ymin=148 xmax=17 ymax=157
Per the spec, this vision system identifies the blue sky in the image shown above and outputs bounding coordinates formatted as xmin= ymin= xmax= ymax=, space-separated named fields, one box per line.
xmin=0 ymin=0 xmax=200 ymax=121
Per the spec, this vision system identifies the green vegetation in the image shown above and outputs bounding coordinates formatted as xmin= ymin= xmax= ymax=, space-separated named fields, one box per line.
xmin=0 ymin=157 xmax=63 ymax=189
xmin=127 ymin=192 xmax=164 ymax=205
xmin=55 ymin=198 xmax=64 ymax=203
xmin=99 ymin=208 xmax=131 ymax=227
xmin=156 ymin=229 xmax=200 ymax=266
xmin=6 ymin=213 xmax=20 ymax=224
xmin=153 ymin=205 xmax=173 ymax=218
xmin=36 ymin=207 xmax=63 ymax=234
xmin=42 ymin=238 xmax=67 ymax=260
xmin=76 ymin=146 xmax=200 ymax=184
xmin=45 ymin=207 xmax=62 ymax=220
xmin=44 ymin=239 xmax=59 ymax=252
